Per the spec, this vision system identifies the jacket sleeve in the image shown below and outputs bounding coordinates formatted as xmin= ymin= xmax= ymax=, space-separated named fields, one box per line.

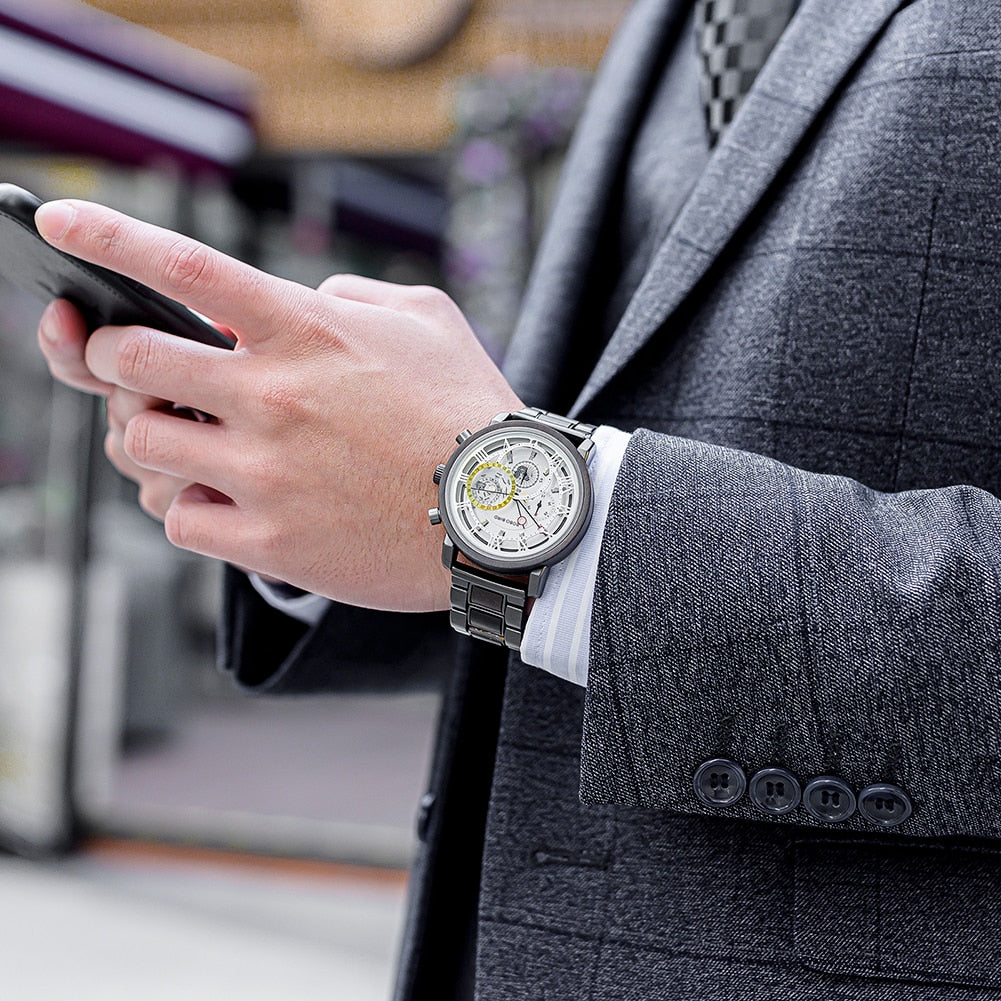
xmin=218 ymin=566 xmax=457 ymax=694
xmin=581 ymin=428 xmax=1001 ymax=840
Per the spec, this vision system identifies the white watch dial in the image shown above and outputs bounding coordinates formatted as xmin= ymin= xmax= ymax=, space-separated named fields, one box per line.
xmin=441 ymin=424 xmax=589 ymax=569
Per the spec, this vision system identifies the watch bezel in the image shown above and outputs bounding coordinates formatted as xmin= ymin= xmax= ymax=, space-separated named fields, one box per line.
xmin=437 ymin=419 xmax=593 ymax=574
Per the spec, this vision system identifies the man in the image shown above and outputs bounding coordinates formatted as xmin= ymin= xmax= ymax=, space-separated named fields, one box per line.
xmin=37 ymin=0 xmax=1001 ymax=997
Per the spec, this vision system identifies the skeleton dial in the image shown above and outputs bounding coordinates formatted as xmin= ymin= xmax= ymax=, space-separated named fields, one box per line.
xmin=442 ymin=425 xmax=586 ymax=567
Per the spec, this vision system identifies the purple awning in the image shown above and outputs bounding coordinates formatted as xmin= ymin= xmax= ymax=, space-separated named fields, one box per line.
xmin=0 ymin=0 xmax=257 ymax=173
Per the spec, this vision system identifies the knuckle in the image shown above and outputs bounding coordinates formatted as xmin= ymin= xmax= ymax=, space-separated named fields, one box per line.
xmin=115 ymin=329 xmax=158 ymax=389
xmin=405 ymin=284 xmax=452 ymax=314
xmin=122 ymin=414 xmax=156 ymax=466
xmin=93 ymin=214 xmax=127 ymax=257
xmin=163 ymin=238 xmax=215 ymax=294
xmin=226 ymin=270 xmax=303 ymax=342
xmin=257 ymin=373 xmax=308 ymax=427
xmin=292 ymin=298 xmax=345 ymax=352
xmin=317 ymin=273 xmax=349 ymax=296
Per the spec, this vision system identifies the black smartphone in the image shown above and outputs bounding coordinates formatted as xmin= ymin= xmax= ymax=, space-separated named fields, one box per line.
xmin=0 ymin=183 xmax=235 ymax=350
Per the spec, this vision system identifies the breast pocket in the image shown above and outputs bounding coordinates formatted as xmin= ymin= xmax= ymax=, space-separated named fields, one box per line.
xmin=794 ymin=838 xmax=1001 ymax=989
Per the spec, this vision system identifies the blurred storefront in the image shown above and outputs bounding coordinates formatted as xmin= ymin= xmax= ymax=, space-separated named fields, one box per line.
xmin=0 ymin=0 xmax=627 ymax=866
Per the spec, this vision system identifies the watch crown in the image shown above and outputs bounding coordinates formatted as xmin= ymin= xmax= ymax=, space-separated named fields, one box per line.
xmin=428 ymin=508 xmax=442 ymax=526
xmin=456 ymin=429 xmax=473 ymax=444
xmin=433 ymin=463 xmax=446 ymax=484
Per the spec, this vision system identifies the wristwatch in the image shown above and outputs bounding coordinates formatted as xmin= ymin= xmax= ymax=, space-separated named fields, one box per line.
xmin=428 ymin=407 xmax=596 ymax=651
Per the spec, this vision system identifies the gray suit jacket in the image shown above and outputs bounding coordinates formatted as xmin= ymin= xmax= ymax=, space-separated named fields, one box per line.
xmin=223 ymin=0 xmax=1001 ymax=996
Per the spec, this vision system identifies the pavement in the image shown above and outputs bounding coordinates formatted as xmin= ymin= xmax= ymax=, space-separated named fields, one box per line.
xmin=0 ymin=545 xmax=442 ymax=999
xmin=0 ymin=839 xmax=408 ymax=1001
xmin=95 ymin=690 xmax=443 ymax=868
xmin=0 ymin=639 xmax=438 ymax=1001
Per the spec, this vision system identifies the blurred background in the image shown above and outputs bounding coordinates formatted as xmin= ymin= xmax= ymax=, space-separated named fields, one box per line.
xmin=0 ymin=0 xmax=628 ymax=997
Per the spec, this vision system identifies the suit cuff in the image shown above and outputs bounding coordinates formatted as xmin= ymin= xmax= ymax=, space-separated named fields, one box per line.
xmin=520 ymin=424 xmax=632 ymax=686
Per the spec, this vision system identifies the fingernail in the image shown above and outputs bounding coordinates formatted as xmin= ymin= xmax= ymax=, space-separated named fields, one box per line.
xmin=39 ymin=301 xmax=60 ymax=343
xmin=35 ymin=201 xmax=76 ymax=242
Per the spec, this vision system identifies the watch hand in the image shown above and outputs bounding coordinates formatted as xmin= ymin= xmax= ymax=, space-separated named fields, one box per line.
xmin=515 ymin=498 xmax=546 ymax=533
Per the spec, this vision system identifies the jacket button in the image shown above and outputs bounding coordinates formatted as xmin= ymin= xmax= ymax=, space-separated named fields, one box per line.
xmin=858 ymin=783 xmax=913 ymax=828
xmin=748 ymin=767 xmax=801 ymax=815
xmin=693 ymin=758 xmax=746 ymax=807
xmin=416 ymin=792 xmax=435 ymax=843
xmin=803 ymin=776 xmax=856 ymax=823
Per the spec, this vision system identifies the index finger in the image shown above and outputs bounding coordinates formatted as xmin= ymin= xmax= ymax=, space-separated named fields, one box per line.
xmin=34 ymin=200 xmax=296 ymax=344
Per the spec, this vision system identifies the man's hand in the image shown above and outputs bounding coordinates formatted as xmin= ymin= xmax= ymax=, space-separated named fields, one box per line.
xmin=34 ymin=200 xmax=523 ymax=612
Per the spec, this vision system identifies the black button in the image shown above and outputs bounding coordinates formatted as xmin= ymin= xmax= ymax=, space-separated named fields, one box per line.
xmin=858 ymin=783 xmax=913 ymax=828
xmin=416 ymin=792 xmax=435 ymax=843
xmin=803 ymin=776 xmax=856 ymax=823
xmin=693 ymin=758 xmax=746 ymax=807
xmin=748 ymin=767 xmax=801 ymax=815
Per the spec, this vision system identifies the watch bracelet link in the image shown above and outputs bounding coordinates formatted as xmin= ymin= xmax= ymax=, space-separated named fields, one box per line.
xmin=445 ymin=408 xmax=596 ymax=652
xmin=448 ymin=562 xmax=529 ymax=650
xmin=513 ymin=407 xmax=597 ymax=445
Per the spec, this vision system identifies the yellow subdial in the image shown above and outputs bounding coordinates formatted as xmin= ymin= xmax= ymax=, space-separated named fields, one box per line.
xmin=466 ymin=462 xmax=516 ymax=511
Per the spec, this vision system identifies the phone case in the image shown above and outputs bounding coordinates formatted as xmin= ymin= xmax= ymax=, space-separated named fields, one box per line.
xmin=0 ymin=183 xmax=234 ymax=350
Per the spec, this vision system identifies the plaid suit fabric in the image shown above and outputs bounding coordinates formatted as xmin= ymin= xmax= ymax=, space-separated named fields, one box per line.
xmin=695 ymin=0 xmax=797 ymax=146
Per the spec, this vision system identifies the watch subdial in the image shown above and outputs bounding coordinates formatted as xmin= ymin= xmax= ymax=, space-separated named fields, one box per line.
xmin=466 ymin=462 xmax=516 ymax=511
xmin=510 ymin=459 xmax=541 ymax=490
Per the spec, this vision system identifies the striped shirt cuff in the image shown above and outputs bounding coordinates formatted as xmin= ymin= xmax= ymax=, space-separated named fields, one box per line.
xmin=520 ymin=425 xmax=632 ymax=687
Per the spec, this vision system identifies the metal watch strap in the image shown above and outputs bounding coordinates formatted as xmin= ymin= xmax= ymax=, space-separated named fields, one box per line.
xmin=445 ymin=408 xmax=596 ymax=652
xmin=446 ymin=555 xmax=532 ymax=651
xmin=512 ymin=407 xmax=597 ymax=445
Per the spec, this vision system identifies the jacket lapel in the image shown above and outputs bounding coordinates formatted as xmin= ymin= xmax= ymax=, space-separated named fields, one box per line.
xmin=502 ymin=0 xmax=689 ymax=407
xmin=571 ymin=0 xmax=908 ymax=416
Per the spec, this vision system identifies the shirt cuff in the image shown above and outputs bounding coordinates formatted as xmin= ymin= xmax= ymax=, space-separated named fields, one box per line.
xmin=520 ymin=424 xmax=632 ymax=687
xmin=248 ymin=574 xmax=331 ymax=627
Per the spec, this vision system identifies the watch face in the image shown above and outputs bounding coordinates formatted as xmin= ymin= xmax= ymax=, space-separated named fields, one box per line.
xmin=439 ymin=420 xmax=592 ymax=573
